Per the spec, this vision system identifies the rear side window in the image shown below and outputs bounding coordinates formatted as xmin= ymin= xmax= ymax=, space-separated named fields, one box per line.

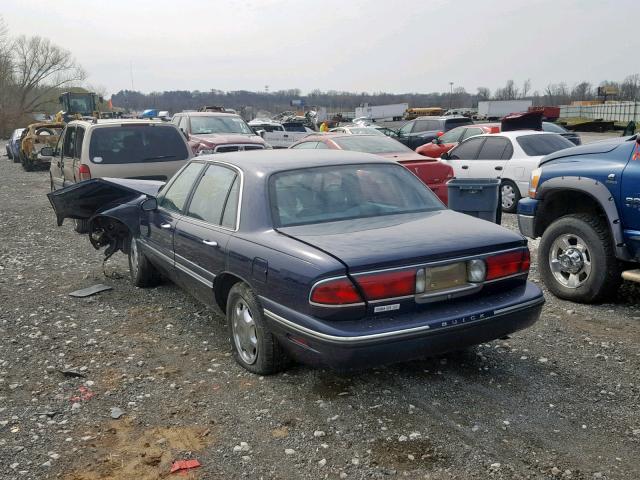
xmin=62 ymin=126 xmax=76 ymax=158
xmin=186 ymin=165 xmax=237 ymax=226
xmin=75 ymin=127 xmax=85 ymax=159
xmin=413 ymin=120 xmax=440 ymax=132
xmin=88 ymin=125 xmax=189 ymax=164
xmin=159 ymin=162 xmax=204 ymax=212
xmin=221 ymin=177 xmax=240 ymax=229
xmin=516 ymin=134 xmax=574 ymax=156
xmin=477 ymin=137 xmax=511 ymax=160
xmin=292 ymin=142 xmax=318 ymax=149
xmin=461 ymin=127 xmax=483 ymax=141
xmin=445 ymin=118 xmax=473 ymax=130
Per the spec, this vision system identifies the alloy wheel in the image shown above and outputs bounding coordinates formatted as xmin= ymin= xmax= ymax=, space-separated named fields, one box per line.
xmin=231 ymin=298 xmax=258 ymax=365
xmin=549 ymin=233 xmax=592 ymax=289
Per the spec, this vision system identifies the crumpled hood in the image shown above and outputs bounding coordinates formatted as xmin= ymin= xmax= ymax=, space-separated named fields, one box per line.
xmin=190 ymin=133 xmax=265 ymax=146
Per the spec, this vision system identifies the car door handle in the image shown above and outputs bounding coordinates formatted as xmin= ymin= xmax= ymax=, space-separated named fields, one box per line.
xmin=202 ymin=240 xmax=218 ymax=247
xmin=495 ymin=166 xmax=503 ymax=171
xmin=461 ymin=165 xmax=469 ymax=169
xmin=160 ymin=223 xmax=172 ymax=229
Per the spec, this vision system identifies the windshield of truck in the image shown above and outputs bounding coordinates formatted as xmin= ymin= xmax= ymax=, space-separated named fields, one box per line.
xmin=516 ymin=134 xmax=574 ymax=156
xmin=333 ymin=135 xmax=411 ymax=154
xmin=89 ymin=125 xmax=189 ymax=164
xmin=68 ymin=95 xmax=94 ymax=114
xmin=190 ymin=116 xmax=253 ymax=135
xmin=270 ymin=164 xmax=442 ymax=227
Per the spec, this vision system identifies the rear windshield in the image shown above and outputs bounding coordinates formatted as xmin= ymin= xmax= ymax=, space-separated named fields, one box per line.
xmin=89 ymin=125 xmax=189 ymax=164
xmin=190 ymin=115 xmax=253 ymax=135
xmin=333 ymin=135 xmax=411 ymax=154
xmin=270 ymin=164 xmax=443 ymax=227
xmin=542 ymin=122 xmax=567 ymax=134
xmin=516 ymin=134 xmax=574 ymax=156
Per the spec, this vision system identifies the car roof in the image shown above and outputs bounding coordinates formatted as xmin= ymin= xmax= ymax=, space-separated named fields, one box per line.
xmin=68 ymin=119 xmax=168 ymax=127
xmin=197 ymin=149 xmax=393 ymax=175
xmin=414 ymin=116 xmax=468 ymax=121
xmin=175 ymin=111 xmax=238 ymax=117
xmin=475 ymin=130 xmax=557 ymax=139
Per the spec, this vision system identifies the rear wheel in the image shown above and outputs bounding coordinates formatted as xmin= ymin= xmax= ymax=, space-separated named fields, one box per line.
xmin=127 ymin=236 xmax=160 ymax=287
xmin=21 ymin=152 xmax=34 ymax=171
xmin=501 ymin=180 xmax=520 ymax=213
xmin=226 ymin=282 xmax=288 ymax=375
xmin=539 ymin=214 xmax=621 ymax=303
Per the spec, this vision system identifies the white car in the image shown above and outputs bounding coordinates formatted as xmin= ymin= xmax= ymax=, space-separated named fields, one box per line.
xmin=441 ymin=131 xmax=575 ymax=212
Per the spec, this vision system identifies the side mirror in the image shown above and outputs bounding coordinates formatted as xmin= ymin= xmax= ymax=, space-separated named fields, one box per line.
xmin=257 ymin=129 xmax=266 ymax=138
xmin=141 ymin=197 xmax=158 ymax=212
xmin=440 ymin=152 xmax=450 ymax=160
xmin=40 ymin=146 xmax=54 ymax=157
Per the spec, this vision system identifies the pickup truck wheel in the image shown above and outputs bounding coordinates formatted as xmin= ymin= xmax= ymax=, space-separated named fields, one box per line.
xmin=127 ymin=236 xmax=160 ymax=287
xmin=501 ymin=180 xmax=520 ymax=213
xmin=539 ymin=214 xmax=621 ymax=303
xmin=226 ymin=282 xmax=288 ymax=375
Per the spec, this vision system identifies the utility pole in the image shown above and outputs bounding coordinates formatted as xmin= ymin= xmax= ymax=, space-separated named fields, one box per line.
xmin=449 ymin=82 xmax=454 ymax=109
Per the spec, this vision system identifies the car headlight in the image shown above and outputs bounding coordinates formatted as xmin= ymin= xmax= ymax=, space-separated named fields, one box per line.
xmin=529 ymin=168 xmax=542 ymax=198
xmin=466 ymin=259 xmax=487 ymax=283
xmin=197 ymin=148 xmax=216 ymax=156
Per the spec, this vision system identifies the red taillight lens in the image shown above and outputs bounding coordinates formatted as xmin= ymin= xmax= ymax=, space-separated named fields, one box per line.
xmin=355 ymin=270 xmax=415 ymax=301
xmin=78 ymin=164 xmax=91 ymax=181
xmin=310 ymin=278 xmax=363 ymax=305
xmin=485 ymin=249 xmax=530 ymax=281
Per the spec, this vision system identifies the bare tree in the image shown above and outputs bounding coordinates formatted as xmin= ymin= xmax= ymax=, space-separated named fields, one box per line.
xmin=571 ymin=82 xmax=592 ymax=101
xmin=476 ymin=87 xmax=491 ymax=102
xmin=12 ymin=35 xmax=85 ymax=114
xmin=620 ymin=74 xmax=640 ymax=100
xmin=494 ymin=80 xmax=519 ymax=100
xmin=521 ymin=79 xmax=531 ymax=98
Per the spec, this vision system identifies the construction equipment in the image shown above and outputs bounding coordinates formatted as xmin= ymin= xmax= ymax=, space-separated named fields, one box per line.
xmin=55 ymin=92 xmax=103 ymax=123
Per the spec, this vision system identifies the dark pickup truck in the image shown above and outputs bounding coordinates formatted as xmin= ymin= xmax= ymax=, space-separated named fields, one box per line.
xmin=518 ymin=134 xmax=640 ymax=303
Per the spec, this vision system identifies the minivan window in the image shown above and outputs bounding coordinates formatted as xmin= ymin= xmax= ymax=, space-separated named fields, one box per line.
xmin=516 ymin=134 xmax=574 ymax=156
xmin=88 ymin=125 xmax=189 ymax=164
xmin=186 ymin=165 xmax=237 ymax=226
xmin=63 ymin=126 xmax=76 ymax=158
xmin=270 ymin=164 xmax=443 ymax=227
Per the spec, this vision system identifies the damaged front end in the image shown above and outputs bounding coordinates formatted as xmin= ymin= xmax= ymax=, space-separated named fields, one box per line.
xmin=47 ymin=178 xmax=164 ymax=258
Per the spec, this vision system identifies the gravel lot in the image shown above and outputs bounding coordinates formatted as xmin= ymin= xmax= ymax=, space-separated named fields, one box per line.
xmin=1 ymin=141 xmax=639 ymax=480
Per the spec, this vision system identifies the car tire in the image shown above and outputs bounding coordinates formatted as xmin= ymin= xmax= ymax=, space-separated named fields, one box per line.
xmin=226 ymin=282 xmax=288 ymax=375
xmin=74 ymin=219 xmax=90 ymax=234
xmin=501 ymin=180 xmax=520 ymax=213
xmin=539 ymin=214 xmax=621 ymax=303
xmin=13 ymin=150 xmax=21 ymax=163
xmin=127 ymin=236 xmax=160 ymax=288
xmin=21 ymin=152 xmax=34 ymax=171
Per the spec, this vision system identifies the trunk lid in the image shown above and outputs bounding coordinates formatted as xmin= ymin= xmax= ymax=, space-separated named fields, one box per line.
xmin=279 ymin=210 xmax=525 ymax=272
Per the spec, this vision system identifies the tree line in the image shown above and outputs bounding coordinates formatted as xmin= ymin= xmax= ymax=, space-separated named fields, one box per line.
xmin=112 ymin=76 xmax=640 ymax=119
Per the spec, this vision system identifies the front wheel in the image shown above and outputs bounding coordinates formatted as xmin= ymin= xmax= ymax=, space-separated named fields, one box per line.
xmin=74 ymin=219 xmax=90 ymax=234
xmin=127 ymin=236 xmax=160 ymax=287
xmin=226 ymin=283 xmax=288 ymax=375
xmin=539 ymin=214 xmax=621 ymax=303
xmin=501 ymin=180 xmax=521 ymax=213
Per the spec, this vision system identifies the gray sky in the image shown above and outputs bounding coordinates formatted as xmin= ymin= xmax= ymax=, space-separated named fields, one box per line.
xmin=2 ymin=0 xmax=638 ymax=96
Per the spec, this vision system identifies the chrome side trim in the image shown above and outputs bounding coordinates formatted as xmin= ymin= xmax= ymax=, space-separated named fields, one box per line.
xmin=263 ymin=296 xmax=543 ymax=345
xmin=175 ymin=261 xmax=214 ymax=288
xmin=140 ymin=240 xmax=174 ymax=265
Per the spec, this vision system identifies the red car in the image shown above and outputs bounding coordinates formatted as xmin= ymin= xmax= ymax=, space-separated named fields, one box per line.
xmin=290 ymin=134 xmax=453 ymax=204
xmin=416 ymin=123 xmax=499 ymax=158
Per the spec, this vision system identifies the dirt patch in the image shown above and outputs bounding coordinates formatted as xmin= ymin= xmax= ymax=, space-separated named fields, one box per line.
xmin=64 ymin=420 xmax=213 ymax=480
xmin=370 ymin=438 xmax=445 ymax=470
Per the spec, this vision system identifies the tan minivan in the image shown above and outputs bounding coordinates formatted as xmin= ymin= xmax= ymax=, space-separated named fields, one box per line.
xmin=47 ymin=119 xmax=192 ymax=231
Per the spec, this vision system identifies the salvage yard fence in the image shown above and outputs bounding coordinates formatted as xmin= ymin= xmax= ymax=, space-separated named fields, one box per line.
xmin=559 ymin=101 xmax=640 ymax=123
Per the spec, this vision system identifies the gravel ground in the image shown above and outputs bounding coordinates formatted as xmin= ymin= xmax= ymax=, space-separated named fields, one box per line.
xmin=1 ymin=145 xmax=639 ymax=480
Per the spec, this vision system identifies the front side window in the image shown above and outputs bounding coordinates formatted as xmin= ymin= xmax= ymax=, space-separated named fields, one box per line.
xmin=88 ymin=125 xmax=189 ymax=164
xmin=158 ymin=162 xmax=204 ymax=212
xmin=270 ymin=164 xmax=443 ymax=227
xmin=189 ymin=115 xmax=253 ymax=135
xmin=448 ymin=137 xmax=484 ymax=160
xmin=186 ymin=165 xmax=237 ymax=226
xmin=439 ymin=127 xmax=464 ymax=144
xmin=516 ymin=134 xmax=574 ymax=156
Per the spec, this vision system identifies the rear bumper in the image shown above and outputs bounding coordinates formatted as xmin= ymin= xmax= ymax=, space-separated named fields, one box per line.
xmin=261 ymin=282 xmax=544 ymax=370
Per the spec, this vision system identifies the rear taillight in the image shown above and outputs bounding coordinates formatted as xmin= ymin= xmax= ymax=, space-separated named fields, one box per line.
xmin=78 ymin=164 xmax=91 ymax=181
xmin=355 ymin=270 xmax=415 ymax=301
xmin=485 ymin=249 xmax=530 ymax=281
xmin=310 ymin=277 xmax=363 ymax=305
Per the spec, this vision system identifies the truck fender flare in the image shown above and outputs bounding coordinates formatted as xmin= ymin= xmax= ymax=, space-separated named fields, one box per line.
xmin=537 ymin=176 xmax=631 ymax=261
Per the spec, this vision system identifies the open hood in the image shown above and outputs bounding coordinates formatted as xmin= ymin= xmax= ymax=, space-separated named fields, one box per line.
xmin=501 ymin=111 xmax=543 ymax=132
xmin=47 ymin=178 xmax=164 ymax=226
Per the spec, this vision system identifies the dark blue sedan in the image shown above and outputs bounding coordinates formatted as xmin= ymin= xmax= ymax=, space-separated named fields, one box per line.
xmin=48 ymin=150 xmax=544 ymax=374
